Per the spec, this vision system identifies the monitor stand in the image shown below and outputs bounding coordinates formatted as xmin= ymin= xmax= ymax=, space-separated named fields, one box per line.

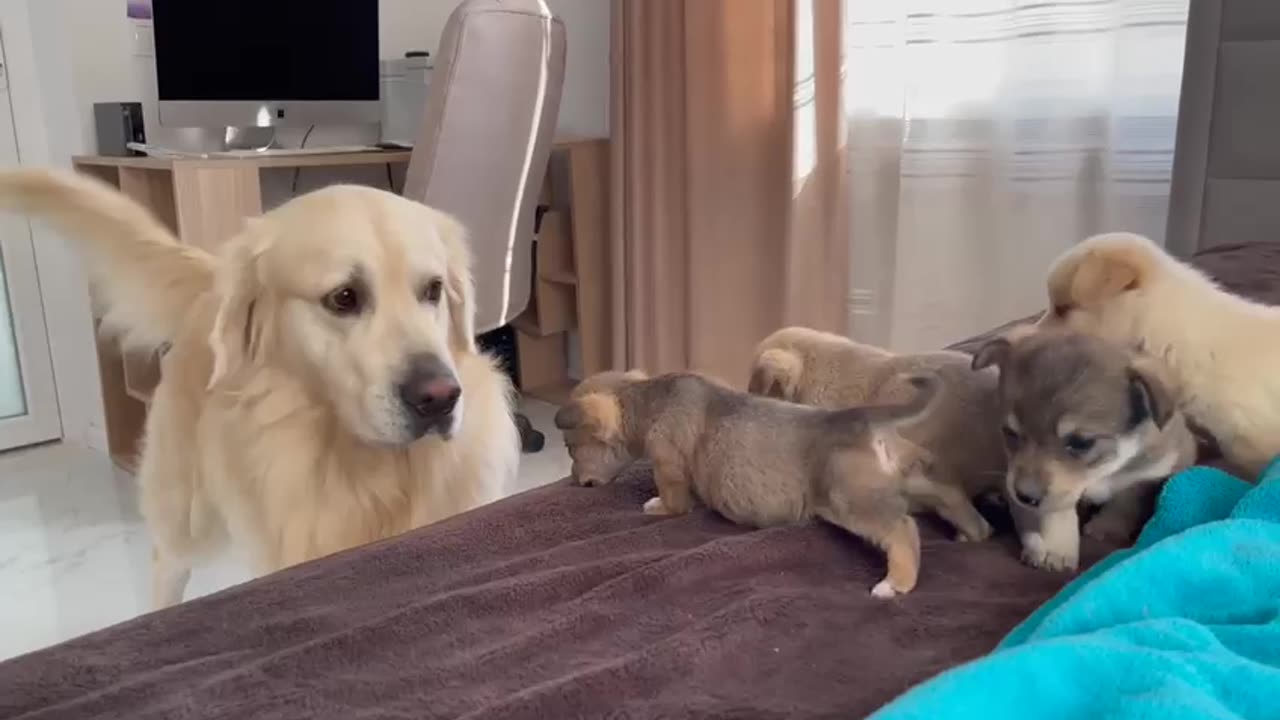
xmin=223 ymin=126 xmax=277 ymax=152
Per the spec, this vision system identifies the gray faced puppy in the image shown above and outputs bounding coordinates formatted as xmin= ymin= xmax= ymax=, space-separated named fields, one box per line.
xmin=972 ymin=327 xmax=1196 ymax=571
xmin=749 ymin=326 xmax=1006 ymax=539
xmin=554 ymin=370 xmax=955 ymax=598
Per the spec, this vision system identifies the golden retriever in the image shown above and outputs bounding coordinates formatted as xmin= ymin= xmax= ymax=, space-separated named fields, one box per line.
xmin=1038 ymin=231 xmax=1279 ymax=477
xmin=0 ymin=169 xmax=519 ymax=607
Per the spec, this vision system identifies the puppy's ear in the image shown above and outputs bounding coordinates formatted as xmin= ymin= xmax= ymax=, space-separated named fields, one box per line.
xmin=971 ymin=338 xmax=1011 ymax=372
xmin=747 ymin=365 xmax=782 ymax=398
xmin=1003 ymin=323 xmax=1038 ymax=344
xmin=435 ymin=210 xmax=477 ymax=355
xmin=555 ymin=392 xmax=623 ymax=440
xmin=553 ymin=403 xmax=583 ymax=431
xmin=1053 ymin=239 xmax=1151 ymax=310
xmin=1127 ymin=361 xmax=1175 ymax=429
xmin=747 ymin=348 xmax=801 ymax=399
xmin=208 ymin=225 xmax=270 ymax=388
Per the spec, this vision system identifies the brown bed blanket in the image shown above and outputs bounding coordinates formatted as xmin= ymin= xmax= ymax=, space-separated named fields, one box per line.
xmin=3 ymin=242 xmax=1277 ymax=720
xmin=0 ymin=468 xmax=1106 ymax=720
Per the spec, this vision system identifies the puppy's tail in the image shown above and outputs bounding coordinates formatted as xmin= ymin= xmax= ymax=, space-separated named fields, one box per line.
xmin=0 ymin=169 xmax=217 ymax=351
xmin=852 ymin=372 xmax=943 ymax=429
xmin=748 ymin=347 xmax=803 ymax=400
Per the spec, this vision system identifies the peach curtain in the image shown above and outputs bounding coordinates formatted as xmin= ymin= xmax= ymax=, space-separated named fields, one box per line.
xmin=609 ymin=0 xmax=848 ymax=382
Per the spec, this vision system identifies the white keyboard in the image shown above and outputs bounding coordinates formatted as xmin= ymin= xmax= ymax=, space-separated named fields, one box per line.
xmin=208 ymin=145 xmax=383 ymax=158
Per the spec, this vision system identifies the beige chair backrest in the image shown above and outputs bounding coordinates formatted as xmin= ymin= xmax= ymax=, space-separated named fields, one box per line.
xmin=403 ymin=0 xmax=566 ymax=334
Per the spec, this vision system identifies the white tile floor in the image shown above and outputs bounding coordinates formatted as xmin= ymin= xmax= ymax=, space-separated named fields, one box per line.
xmin=0 ymin=398 xmax=570 ymax=662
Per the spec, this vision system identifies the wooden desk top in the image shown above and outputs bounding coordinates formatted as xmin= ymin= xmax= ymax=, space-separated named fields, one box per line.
xmin=72 ymin=137 xmax=605 ymax=172
xmin=72 ymin=150 xmax=414 ymax=170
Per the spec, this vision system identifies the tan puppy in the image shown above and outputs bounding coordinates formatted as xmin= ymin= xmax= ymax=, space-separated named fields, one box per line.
xmin=1039 ymin=231 xmax=1280 ymax=477
xmin=749 ymin=327 xmax=1005 ymax=541
xmin=0 ymin=169 xmax=519 ymax=607
xmin=973 ymin=327 xmax=1196 ymax=570
xmin=554 ymin=370 xmax=985 ymax=598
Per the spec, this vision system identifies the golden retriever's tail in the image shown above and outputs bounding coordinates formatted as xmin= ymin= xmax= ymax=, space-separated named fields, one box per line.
xmin=748 ymin=347 xmax=804 ymax=400
xmin=0 ymin=169 xmax=216 ymax=351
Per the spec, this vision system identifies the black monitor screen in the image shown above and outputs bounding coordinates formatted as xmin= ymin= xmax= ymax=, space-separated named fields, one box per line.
xmin=153 ymin=1 xmax=379 ymax=102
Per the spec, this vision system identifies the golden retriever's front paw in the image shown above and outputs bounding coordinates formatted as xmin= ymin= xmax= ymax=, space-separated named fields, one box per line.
xmin=1020 ymin=533 xmax=1078 ymax=571
xmin=642 ymin=496 xmax=671 ymax=515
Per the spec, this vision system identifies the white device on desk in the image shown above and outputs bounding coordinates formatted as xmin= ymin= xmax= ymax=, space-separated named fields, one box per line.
xmin=380 ymin=55 xmax=433 ymax=148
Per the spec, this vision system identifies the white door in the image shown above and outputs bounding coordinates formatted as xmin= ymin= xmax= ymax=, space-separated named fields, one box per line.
xmin=0 ymin=28 xmax=59 ymax=451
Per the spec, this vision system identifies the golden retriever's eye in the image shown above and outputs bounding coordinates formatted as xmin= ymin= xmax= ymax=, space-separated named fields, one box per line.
xmin=419 ymin=278 xmax=444 ymax=305
xmin=323 ymin=285 xmax=363 ymax=316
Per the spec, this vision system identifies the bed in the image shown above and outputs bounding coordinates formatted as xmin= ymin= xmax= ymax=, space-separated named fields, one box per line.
xmin=1 ymin=242 xmax=1275 ymax=720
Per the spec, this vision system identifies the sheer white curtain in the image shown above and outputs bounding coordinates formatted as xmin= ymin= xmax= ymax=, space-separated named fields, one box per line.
xmin=843 ymin=0 xmax=1189 ymax=351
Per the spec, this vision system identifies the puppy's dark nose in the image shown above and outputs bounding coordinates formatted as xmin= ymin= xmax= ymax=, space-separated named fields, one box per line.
xmin=398 ymin=355 xmax=461 ymax=421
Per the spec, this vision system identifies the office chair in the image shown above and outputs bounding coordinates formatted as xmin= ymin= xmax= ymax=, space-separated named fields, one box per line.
xmin=403 ymin=0 xmax=566 ymax=454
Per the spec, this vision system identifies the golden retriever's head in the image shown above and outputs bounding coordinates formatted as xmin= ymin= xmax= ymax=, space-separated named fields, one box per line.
xmin=553 ymin=370 xmax=648 ymax=486
xmin=208 ymin=185 xmax=476 ymax=446
xmin=1036 ymin=232 xmax=1164 ymax=342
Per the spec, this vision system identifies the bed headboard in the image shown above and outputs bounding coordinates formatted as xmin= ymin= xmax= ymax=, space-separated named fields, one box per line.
xmin=1167 ymin=0 xmax=1280 ymax=257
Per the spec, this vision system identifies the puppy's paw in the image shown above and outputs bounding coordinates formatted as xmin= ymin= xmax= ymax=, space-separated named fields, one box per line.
xmin=1019 ymin=533 xmax=1079 ymax=572
xmin=956 ymin=517 xmax=993 ymax=543
xmin=642 ymin=496 xmax=671 ymax=516
xmin=870 ymin=579 xmax=899 ymax=599
xmin=1083 ymin=512 xmax=1138 ymax=545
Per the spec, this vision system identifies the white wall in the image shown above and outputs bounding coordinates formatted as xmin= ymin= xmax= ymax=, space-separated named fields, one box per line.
xmin=66 ymin=0 xmax=610 ymax=155
xmin=7 ymin=0 xmax=108 ymax=450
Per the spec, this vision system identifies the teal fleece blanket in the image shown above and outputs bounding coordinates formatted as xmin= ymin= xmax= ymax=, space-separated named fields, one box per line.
xmin=872 ymin=461 xmax=1280 ymax=720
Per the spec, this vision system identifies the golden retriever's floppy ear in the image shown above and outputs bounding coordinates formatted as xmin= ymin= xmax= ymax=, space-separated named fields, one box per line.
xmin=434 ymin=210 xmax=477 ymax=355
xmin=1127 ymin=358 xmax=1176 ymax=429
xmin=208 ymin=225 xmax=270 ymax=388
xmin=553 ymin=392 xmax=623 ymax=440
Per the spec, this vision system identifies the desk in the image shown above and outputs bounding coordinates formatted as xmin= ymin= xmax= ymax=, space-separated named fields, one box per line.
xmin=74 ymin=151 xmax=413 ymax=252
xmin=73 ymin=141 xmax=610 ymax=470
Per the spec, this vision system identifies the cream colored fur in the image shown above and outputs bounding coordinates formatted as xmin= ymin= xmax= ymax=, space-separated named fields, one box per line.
xmin=0 ymin=169 xmax=519 ymax=607
xmin=1040 ymin=232 xmax=1280 ymax=477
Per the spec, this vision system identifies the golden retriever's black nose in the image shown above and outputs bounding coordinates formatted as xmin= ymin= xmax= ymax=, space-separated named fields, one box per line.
xmin=399 ymin=356 xmax=461 ymax=421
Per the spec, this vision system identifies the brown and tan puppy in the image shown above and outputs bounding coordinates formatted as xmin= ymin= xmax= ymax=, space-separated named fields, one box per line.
xmin=972 ymin=327 xmax=1197 ymax=571
xmin=1038 ymin=232 xmax=1280 ymax=477
xmin=554 ymin=370 xmax=987 ymax=598
xmin=749 ymin=327 xmax=1006 ymax=540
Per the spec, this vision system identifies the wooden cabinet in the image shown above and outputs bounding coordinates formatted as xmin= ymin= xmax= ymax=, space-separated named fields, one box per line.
xmin=513 ymin=139 xmax=611 ymax=403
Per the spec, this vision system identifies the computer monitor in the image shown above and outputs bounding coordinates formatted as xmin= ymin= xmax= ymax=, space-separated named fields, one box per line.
xmin=153 ymin=0 xmax=380 ymax=130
